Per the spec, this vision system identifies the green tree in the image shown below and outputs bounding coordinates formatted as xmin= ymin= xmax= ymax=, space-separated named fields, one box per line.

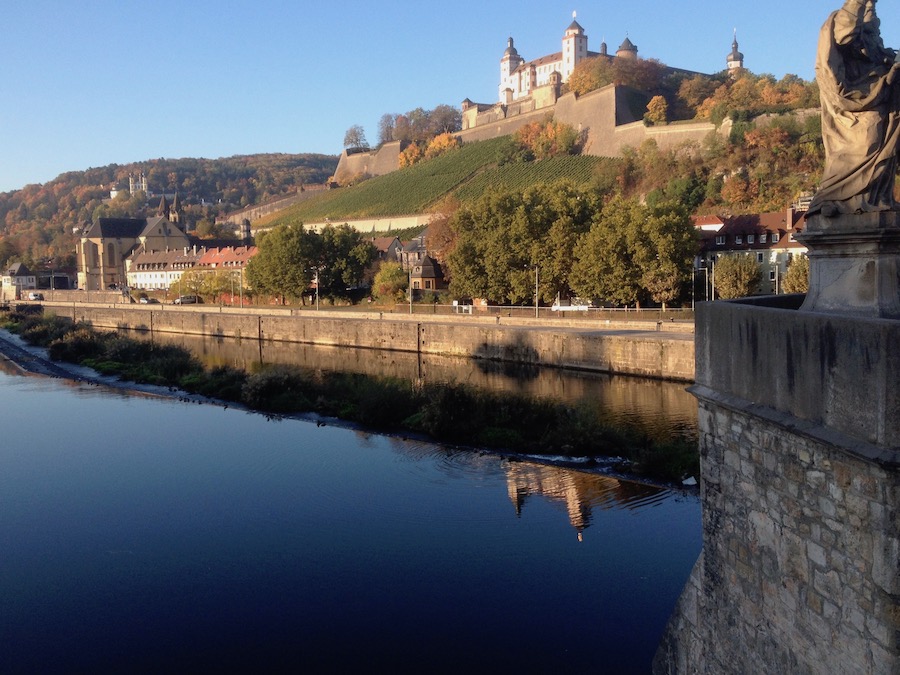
xmin=570 ymin=195 xmax=645 ymax=307
xmin=714 ymin=254 xmax=762 ymax=299
xmin=372 ymin=261 xmax=408 ymax=303
xmin=630 ymin=200 xmax=697 ymax=308
xmin=781 ymin=254 xmax=809 ymax=294
xmin=315 ymin=224 xmax=377 ymax=298
xmin=447 ymin=181 xmax=597 ymax=304
xmin=245 ymin=223 xmax=317 ymax=303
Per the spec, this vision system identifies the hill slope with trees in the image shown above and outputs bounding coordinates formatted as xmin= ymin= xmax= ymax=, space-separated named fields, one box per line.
xmin=0 ymin=153 xmax=338 ymax=272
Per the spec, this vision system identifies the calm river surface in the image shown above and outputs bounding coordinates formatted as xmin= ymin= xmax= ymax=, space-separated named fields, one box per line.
xmin=1 ymin=357 xmax=701 ymax=673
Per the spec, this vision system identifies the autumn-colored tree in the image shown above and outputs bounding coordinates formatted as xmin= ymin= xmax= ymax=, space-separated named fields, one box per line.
xmin=424 ymin=196 xmax=460 ymax=281
xmin=644 ymin=95 xmax=668 ymax=125
xmin=399 ymin=142 xmax=424 ymax=168
xmin=514 ymin=118 xmax=580 ymax=160
xmin=567 ymin=56 xmax=665 ymax=96
xmin=424 ymin=133 xmax=461 ymax=160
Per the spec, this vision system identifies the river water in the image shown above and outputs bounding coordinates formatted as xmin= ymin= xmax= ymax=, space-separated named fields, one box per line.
xmin=0 ymin=344 xmax=701 ymax=673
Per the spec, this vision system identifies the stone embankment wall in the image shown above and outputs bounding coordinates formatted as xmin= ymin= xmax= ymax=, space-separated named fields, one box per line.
xmin=42 ymin=302 xmax=695 ymax=381
xmin=653 ymin=297 xmax=900 ymax=674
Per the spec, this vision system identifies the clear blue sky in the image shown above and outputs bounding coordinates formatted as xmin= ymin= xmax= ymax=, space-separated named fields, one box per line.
xmin=2 ymin=0 xmax=895 ymax=194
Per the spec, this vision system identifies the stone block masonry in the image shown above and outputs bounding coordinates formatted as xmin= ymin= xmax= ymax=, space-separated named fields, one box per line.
xmin=41 ymin=303 xmax=695 ymax=382
xmin=654 ymin=298 xmax=900 ymax=674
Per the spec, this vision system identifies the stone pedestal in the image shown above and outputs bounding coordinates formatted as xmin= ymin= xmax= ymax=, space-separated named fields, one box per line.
xmin=799 ymin=211 xmax=900 ymax=319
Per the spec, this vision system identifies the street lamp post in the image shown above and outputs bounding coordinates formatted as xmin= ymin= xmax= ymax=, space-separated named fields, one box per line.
xmin=534 ymin=265 xmax=539 ymax=318
xmin=315 ymin=268 xmax=320 ymax=311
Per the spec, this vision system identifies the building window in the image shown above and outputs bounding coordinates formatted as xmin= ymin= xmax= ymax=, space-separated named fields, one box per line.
xmin=771 ymin=233 xmax=780 ymax=242
xmin=715 ymin=235 xmax=725 ymax=246
xmin=757 ymin=253 xmax=764 ymax=263
xmin=770 ymin=270 xmax=777 ymax=282
xmin=760 ymin=233 xmax=767 ymax=243
xmin=748 ymin=234 xmax=755 ymax=244
xmin=735 ymin=235 xmax=743 ymax=244
xmin=789 ymin=233 xmax=796 ymax=242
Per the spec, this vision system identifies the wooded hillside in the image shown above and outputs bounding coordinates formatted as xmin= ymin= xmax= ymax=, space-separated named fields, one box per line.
xmin=0 ymin=153 xmax=337 ymax=270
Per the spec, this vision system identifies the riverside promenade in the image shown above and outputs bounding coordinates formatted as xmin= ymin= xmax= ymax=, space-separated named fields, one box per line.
xmin=39 ymin=300 xmax=696 ymax=382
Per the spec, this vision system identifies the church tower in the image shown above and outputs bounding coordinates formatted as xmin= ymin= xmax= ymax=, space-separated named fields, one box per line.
xmin=561 ymin=12 xmax=588 ymax=82
xmin=726 ymin=31 xmax=744 ymax=77
xmin=499 ymin=37 xmax=524 ymax=102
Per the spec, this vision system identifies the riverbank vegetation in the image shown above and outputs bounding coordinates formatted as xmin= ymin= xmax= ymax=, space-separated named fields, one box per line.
xmin=2 ymin=310 xmax=698 ymax=483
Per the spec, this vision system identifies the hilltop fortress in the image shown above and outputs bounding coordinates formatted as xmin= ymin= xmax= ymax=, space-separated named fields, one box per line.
xmin=335 ymin=15 xmax=740 ymax=184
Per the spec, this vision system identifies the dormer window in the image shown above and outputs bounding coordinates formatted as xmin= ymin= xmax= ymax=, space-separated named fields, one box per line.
xmin=715 ymin=235 xmax=725 ymax=246
xmin=735 ymin=235 xmax=743 ymax=245
xmin=747 ymin=234 xmax=755 ymax=244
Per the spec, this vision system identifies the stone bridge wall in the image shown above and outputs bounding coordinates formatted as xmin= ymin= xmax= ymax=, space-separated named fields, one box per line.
xmin=654 ymin=297 xmax=900 ymax=674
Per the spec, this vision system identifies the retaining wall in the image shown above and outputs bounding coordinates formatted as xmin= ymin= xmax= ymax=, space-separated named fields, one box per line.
xmin=43 ymin=303 xmax=695 ymax=381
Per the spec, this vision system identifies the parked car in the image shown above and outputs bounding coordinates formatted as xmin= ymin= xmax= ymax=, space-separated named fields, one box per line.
xmin=139 ymin=297 xmax=161 ymax=304
xmin=173 ymin=295 xmax=202 ymax=305
xmin=27 ymin=292 xmax=44 ymax=301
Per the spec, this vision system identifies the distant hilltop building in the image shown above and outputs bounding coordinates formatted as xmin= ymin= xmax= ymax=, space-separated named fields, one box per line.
xmin=498 ymin=12 xmax=641 ymax=104
xmin=336 ymin=14 xmax=743 ymax=184
xmin=726 ymin=31 xmax=745 ymax=77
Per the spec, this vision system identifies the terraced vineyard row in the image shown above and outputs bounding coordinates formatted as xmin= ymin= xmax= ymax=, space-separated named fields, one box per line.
xmin=453 ymin=155 xmax=612 ymax=203
xmin=258 ymin=136 xmax=616 ymax=228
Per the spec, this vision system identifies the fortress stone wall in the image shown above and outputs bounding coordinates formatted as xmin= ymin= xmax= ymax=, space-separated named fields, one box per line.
xmin=334 ymin=141 xmax=404 ymax=184
xmin=334 ymin=85 xmax=718 ymax=184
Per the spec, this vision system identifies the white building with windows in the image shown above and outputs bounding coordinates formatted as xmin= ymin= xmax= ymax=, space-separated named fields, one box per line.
xmin=498 ymin=13 xmax=639 ymax=104
xmin=694 ymin=205 xmax=808 ymax=297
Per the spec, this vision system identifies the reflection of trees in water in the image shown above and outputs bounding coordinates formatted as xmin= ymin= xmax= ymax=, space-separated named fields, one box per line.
xmin=473 ymin=357 xmax=540 ymax=380
xmin=136 ymin=331 xmax=697 ymax=439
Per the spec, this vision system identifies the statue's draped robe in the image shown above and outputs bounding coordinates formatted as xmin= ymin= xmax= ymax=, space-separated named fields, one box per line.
xmin=809 ymin=8 xmax=900 ymax=215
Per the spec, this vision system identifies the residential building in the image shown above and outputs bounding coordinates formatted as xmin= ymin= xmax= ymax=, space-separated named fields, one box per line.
xmin=126 ymin=244 xmax=257 ymax=292
xmin=400 ymin=229 xmax=446 ymax=294
xmin=694 ymin=205 xmax=808 ymax=297
xmin=1 ymin=262 xmax=37 ymax=301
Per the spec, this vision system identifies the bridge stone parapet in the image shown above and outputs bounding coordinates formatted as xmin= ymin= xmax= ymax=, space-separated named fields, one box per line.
xmin=654 ymin=297 xmax=900 ymax=674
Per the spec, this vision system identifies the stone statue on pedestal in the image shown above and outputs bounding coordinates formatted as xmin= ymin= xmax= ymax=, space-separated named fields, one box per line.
xmin=800 ymin=0 xmax=900 ymax=318
xmin=809 ymin=0 xmax=899 ymax=217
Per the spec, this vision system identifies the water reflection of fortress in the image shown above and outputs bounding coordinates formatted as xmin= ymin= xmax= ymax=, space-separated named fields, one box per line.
xmin=505 ymin=462 xmax=667 ymax=540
